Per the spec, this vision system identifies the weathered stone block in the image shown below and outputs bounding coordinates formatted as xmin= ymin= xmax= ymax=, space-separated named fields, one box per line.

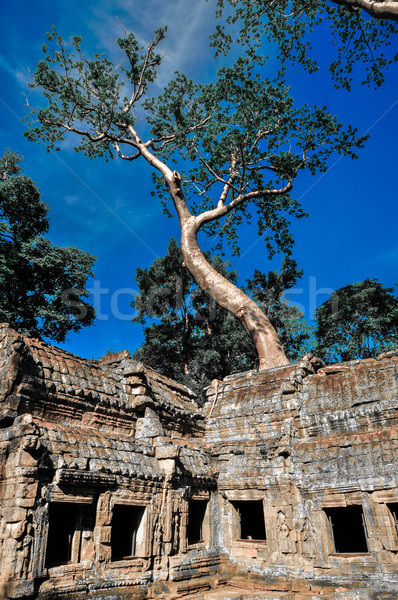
xmin=3 ymin=507 xmax=26 ymax=524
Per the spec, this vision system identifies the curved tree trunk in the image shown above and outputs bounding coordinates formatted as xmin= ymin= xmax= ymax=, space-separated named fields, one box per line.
xmin=129 ymin=137 xmax=289 ymax=372
xmin=166 ymin=174 xmax=289 ymax=371
xmin=180 ymin=217 xmax=289 ymax=370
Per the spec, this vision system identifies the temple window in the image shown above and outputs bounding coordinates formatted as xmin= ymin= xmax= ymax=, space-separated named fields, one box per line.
xmin=232 ymin=500 xmax=266 ymax=541
xmin=111 ymin=504 xmax=146 ymax=560
xmin=45 ymin=502 xmax=94 ymax=567
xmin=187 ymin=500 xmax=207 ymax=545
xmin=324 ymin=505 xmax=369 ymax=553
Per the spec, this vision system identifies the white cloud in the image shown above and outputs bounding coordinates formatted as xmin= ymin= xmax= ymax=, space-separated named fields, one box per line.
xmin=0 ymin=53 xmax=32 ymax=88
xmin=75 ymin=0 xmax=217 ymax=87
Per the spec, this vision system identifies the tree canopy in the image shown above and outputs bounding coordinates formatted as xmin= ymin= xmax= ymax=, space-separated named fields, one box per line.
xmin=213 ymin=0 xmax=398 ymax=90
xmin=132 ymin=238 xmax=314 ymax=391
xmin=0 ymin=150 xmax=95 ymax=342
xmin=314 ymin=279 xmax=398 ymax=363
xmin=24 ymin=27 xmax=365 ymax=369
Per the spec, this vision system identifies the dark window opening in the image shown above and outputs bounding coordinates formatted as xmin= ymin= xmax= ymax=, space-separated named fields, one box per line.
xmin=111 ymin=504 xmax=145 ymax=560
xmin=324 ymin=505 xmax=369 ymax=553
xmin=187 ymin=500 xmax=207 ymax=544
xmin=387 ymin=503 xmax=398 ymax=536
xmin=232 ymin=500 xmax=266 ymax=541
xmin=45 ymin=502 xmax=94 ymax=568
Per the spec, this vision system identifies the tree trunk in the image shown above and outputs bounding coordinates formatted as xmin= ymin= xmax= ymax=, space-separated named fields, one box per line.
xmin=166 ymin=174 xmax=289 ymax=371
xmin=130 ymin=135 xmax=290 ymax=372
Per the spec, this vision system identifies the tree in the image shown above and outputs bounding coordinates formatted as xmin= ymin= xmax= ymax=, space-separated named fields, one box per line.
xmin=132 ymin=238 xmax=254 ymax=390
xmin=213 ymin=0 xmax=398 ymax=89
xmin=0 ymin=149 xmax=95 ymax=342
xmin=132 ymin=238 xmax=314 ymax=391
xmin=25 ymin=28 xmax=364 ymax=369
xmin=314 ymin=279 xmax=398 ymax=363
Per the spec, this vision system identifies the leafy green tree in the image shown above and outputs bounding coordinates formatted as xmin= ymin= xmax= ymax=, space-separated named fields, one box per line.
xmin=213 ymin=0 xmax=398 ymax=90
xmin=314 ymin=279 xmax=398 ymax=363
xmin=25 ymin=28 xmax=364 ymax=369
xmin=0 ymin=149 xmax=95 ymax=342
xmin=132 ymin=238 xmax=313 ymax=391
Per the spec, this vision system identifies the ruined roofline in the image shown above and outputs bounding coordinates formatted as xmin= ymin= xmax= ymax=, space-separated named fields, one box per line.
xmin=204 ymin=348 xmax=398 ymax=392
xmin=0 ymin=324 xmax=202 ymax=433
xmin=0 ymin=323 xmax=195 ymax=400
xmin=2 ymin=322 xmax=398 ymax=418
xmin=204 ymin=353 xmax=324 ymax=394
xmin=202 ymin=349 xmax=398 ymax=423
xmin=21 ymin=326 xmax=199 ymax=404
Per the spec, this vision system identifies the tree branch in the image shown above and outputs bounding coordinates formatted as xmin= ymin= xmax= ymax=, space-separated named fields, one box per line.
xmin=194 ymin=148 xmax=241 ymax=198
xmin=332 ymin=0 xmax=398 ymax=21
xmin=113 ymin=141 xmax=141 ymax=161
xmin=123 ymin=38 xmax=162 ymax=112
xmin=127 ymin=125 xmax=173 ymax=180
xmin=196 ymin=175 xmax=293 ymax=230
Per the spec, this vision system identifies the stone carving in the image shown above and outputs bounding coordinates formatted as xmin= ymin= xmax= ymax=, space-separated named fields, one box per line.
xmin=0 ymin=323 xmax=398 ymax=599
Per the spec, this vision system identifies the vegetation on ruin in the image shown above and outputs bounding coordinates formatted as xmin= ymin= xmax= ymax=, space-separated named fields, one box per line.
xmin=132 ymin=238 xmax=313 ymax=391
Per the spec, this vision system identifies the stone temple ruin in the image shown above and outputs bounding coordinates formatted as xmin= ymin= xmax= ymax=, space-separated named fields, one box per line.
xmin=1 ymin=321 xmax=398 ymax=600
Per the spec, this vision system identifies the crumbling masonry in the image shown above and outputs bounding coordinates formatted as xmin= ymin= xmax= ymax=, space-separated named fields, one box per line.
xmin=1 ymin=322 xmax=398 ymax=600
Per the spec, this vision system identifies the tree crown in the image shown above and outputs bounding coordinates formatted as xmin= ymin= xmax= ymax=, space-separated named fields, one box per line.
xmin=315 ymin=278 xmax=398 ymax=363
xmin=0 ymin=150 xmax=96 ymax=342
xmin=212 ymin=0 xmax=398 ymax=90
xmin=25 ymin=28 xmax=366 ymax=259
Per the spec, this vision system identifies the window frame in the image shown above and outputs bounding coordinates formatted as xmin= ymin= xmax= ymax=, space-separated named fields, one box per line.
xmin=231 ymin=499 xmax=267 ymax=544
xmin=187 ymin=499 xmax=208 ymax=546
xmin=45 ymin=500 xmax=95 ymax=568
xmin=387 ymin=502 xmax=398 ymax=537
xmin=323 ymin=504 xmax=370 ymax=556
xmin=110 ymin=502 xmax=148 ymax=561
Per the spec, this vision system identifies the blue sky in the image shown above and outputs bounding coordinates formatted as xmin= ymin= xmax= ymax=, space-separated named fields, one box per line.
xmin=0 ymin=0 xmax=397 ymax=359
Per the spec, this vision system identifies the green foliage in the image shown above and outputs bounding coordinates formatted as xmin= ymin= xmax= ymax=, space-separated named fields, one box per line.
xmin=25 ymin=31 xmax=366 ymax=261
xmin=132 ymin=239 xmax=314 ymax=393
xmin=314 ymin=279 xmax=398 ymax=363
xmin=24 ymin=26 xmax=369 ymax=367
xmin=0 ymin=149 xmax=96 ymax=342
xmin=145 ymin=56 xmax=366 ymax=257
xmin=213 ymin=0 xmax=398 ymax=90
xmin=25 ymin=26 xmax=166 ymax=160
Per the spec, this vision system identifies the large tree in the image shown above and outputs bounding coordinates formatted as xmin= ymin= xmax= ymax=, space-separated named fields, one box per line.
xmin=314 ymin=279 xmax=398 ymax=363
xmin=25 ymin=28 xmax=364 ymax=369
xmin=0 ymin=149 xmax=95 ymax=342
xmin=132 ymin=238 xmax=313 ymax=391
xmin=213 ymin=0 xmax=398 ymax=89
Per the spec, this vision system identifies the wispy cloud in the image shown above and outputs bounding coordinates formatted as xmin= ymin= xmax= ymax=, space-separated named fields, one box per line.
xmin=79 ymin=0 xmax=217 ymax=87
xmin=0 ymin=53 xmax=33 ymax=88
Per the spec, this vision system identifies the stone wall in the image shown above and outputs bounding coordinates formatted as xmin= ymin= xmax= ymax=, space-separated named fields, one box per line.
xmin=0 ymin=324 xmax=218 ymax=599
xmin=203 ymin=354 xmax=398 ymax=595
xmin=1 ymin=324 xmax=398 ymax=600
